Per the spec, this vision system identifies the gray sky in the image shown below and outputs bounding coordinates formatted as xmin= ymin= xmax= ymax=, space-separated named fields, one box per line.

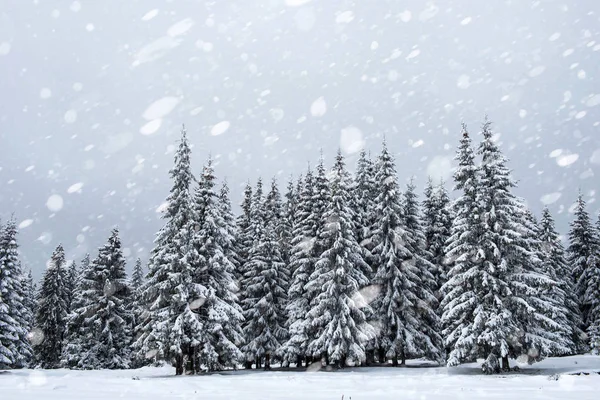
xmin=1 ymin=0 xmax=599 ymax=278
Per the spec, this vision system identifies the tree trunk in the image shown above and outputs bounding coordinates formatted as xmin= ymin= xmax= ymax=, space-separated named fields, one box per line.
xmin=378 ymin=347 xmax=386 ymax=364
xmin=296 ymin=355 xmax=303 ymax=368
xmin=400 ymin=349 xmax=406 ymax=366
xmin=264 ymin=353 xmax=271 ymax=370
xmin=392 ymin=355 xmax=398 ymax=367
xmin=339 ymin=355 xmax=347 ymax=369
xmin=501 ymin=355 xmax=510 ymax=372
xmin=244 ymin=360 xmax=253 ymax=370
xmin=256 ymin=356 xmax=262 ymax=369
xmin=175 ymin=355 xmax=184 ymax=376
xmin=324 ymin=352 xmax=329 ymax=366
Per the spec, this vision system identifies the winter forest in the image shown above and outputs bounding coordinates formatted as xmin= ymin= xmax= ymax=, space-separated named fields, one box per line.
xmin=2 ymin=119 xmax=599 ymax=377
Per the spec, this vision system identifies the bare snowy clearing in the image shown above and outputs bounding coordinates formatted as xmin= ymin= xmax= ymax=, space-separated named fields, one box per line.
xmin=2 ymin=355 xmax=599 ymax=400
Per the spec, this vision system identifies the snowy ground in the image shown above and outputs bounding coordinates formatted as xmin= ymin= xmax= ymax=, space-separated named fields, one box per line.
xmin=2 ymin=355 xmax=599 ymax=400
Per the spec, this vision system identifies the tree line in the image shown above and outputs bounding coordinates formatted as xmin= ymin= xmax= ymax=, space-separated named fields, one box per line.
xmin=1 ymin=118 xmax=599 ymax=374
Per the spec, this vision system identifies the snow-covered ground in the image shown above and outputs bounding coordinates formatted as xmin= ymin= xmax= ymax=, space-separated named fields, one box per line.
xmin=2 ymin=355 xmax=599 ymax=400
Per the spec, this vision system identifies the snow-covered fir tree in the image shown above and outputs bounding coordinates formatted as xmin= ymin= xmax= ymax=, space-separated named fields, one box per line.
xmin=538 ymin=207 xmax=585 ymax=354
xmin=22 ymin=269 xmax=36 ymax=334
xmin=567 ymin=194 xmax=600 ymax=329
xmin=442 ymin=122 xmax=519 ymax=371
xmin=65 ymin=260 xmax=78 ymax=313
xmin=74 ymin=228 xmax=132 ymax=369
xmin=236 ymin=182 xmax=253 ymax=287
xmin=62 ymin=253 xmax=94 ymax=368
xmin=130 ymin=258 xmax=144 ymax=292
xmin=281 ymin=176 xmax=297 ymax=265
xmin=188 ymin=158 xmax=244 ymax=372
xmin=219 ymin=179 xmax=241 ymax=283
xmin=444 ymin=118 xmax=553 ymax=370
xmin=279 ymin=169 xmax=315 ymax=367
xmin=401 ymin=180 xmax=440 ymax=343
xmin=583 ymin=214 xmax=600 ymax=353
xmin=422 ymin=178 xmax=453 ymax=297
xmin=34 ymin=244 xmax=69 ymax=368
xmin=354 ymin=149 xmax=377 ymax=276
xmin=135 ymin=127 xmax=200 ymax=375
xmin=241 ymin=178 xmax=288 ymax=369
xmin=305 ymin=151 xmax=373 ymax=368
xmin=0 ymin=220 xmax=32 ymax=368
xmin=370 ymin=144 xmax=441 ymax=366
xmin=516 ymin=209 xmax=574 ymax=359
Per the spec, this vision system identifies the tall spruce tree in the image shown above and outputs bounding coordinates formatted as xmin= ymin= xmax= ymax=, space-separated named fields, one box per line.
xmin=188 ymin=159 xmax=244 ymax=372
xmin=279 ymin=169 xmax=315 ymax=367
xmin=135 ymin=127 xmax=200 ymax=375
xmin=0 ymin=220 xmax=32 ymax=368
xmin=34 ymin=244 xmax=69 ymax=368
xmin=305 ymin=151 xmax=372 ymax=368
xmin=241 ymin=178 xmax=288 ymax=369
xmin=567 ymin=194 xmax=600 ymax=329
xmin=370 ymin=144 xmax=441 ymax=366
xmin=442 ymin=123 xmax=504 ymax=370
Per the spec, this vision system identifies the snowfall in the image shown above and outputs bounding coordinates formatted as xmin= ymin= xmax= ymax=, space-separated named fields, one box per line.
xmin=1 ymin=355 xmax=599 ymax=400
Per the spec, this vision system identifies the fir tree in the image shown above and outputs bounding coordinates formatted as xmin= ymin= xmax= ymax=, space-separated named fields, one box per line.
xmin=78 ymin=229 xmax=132 ymax=369
xmin=279 ymin=169 xmax=315 ymax=367
xmin=539 ymin=208 xmax=585 ymax=353
xmin=135 ymin=127 xmax=200 ymax=375
xmin=281 ymin=176 xmax=297 ymax=266
xmin=219 ymin=180 xmax=241 ymax=283
xmin=422 ymin=178 xmax=453 ymax=297
xmin=65 ymin=261 xmax=78 ymax=312
xmin=236 ymin=182 xmax=253 ymax=288
xmin=130 ymin=258 xmax=144 ymax=292
xmin=306 ymin=151 xmax=372 ymax=368
xmin=442 ymin=122 xmax=516 ymax=370
xmin=188 ymin=158 xmax=244 ymax=372
xmin=34 ymin=244 xmax=69 ymax=368
xmin=241 ymin=178 xmax=288 ymax=369
xmin=449 ymin=118 xmax=549 ymax=370
xmin=354 ymin=149 xmax=377 ymax=278
xmin=517 ymin=209 xmax=574 ymax=359
xmin=567 ymin=194 xmax=600 ymax=328
xmin=402 ymin=179 xmax=440 ymax=318
xmin=62 ymin=254 xmax=94 ymax=368
xmin=371 ymin=144 xmax=441 ymax=366
xmin=584 ymin=214 xmax=600 ymax=353
xmin=0 ymin=220 xmax=32 ymax=368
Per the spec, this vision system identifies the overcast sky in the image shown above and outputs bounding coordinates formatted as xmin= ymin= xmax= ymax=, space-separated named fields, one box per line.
xmin=1 ymin=0 xmax=599 ymax=278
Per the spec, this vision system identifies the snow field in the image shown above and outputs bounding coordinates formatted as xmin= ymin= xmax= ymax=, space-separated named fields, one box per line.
xmin=2 ymin=355 xmax=599 ymax=400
